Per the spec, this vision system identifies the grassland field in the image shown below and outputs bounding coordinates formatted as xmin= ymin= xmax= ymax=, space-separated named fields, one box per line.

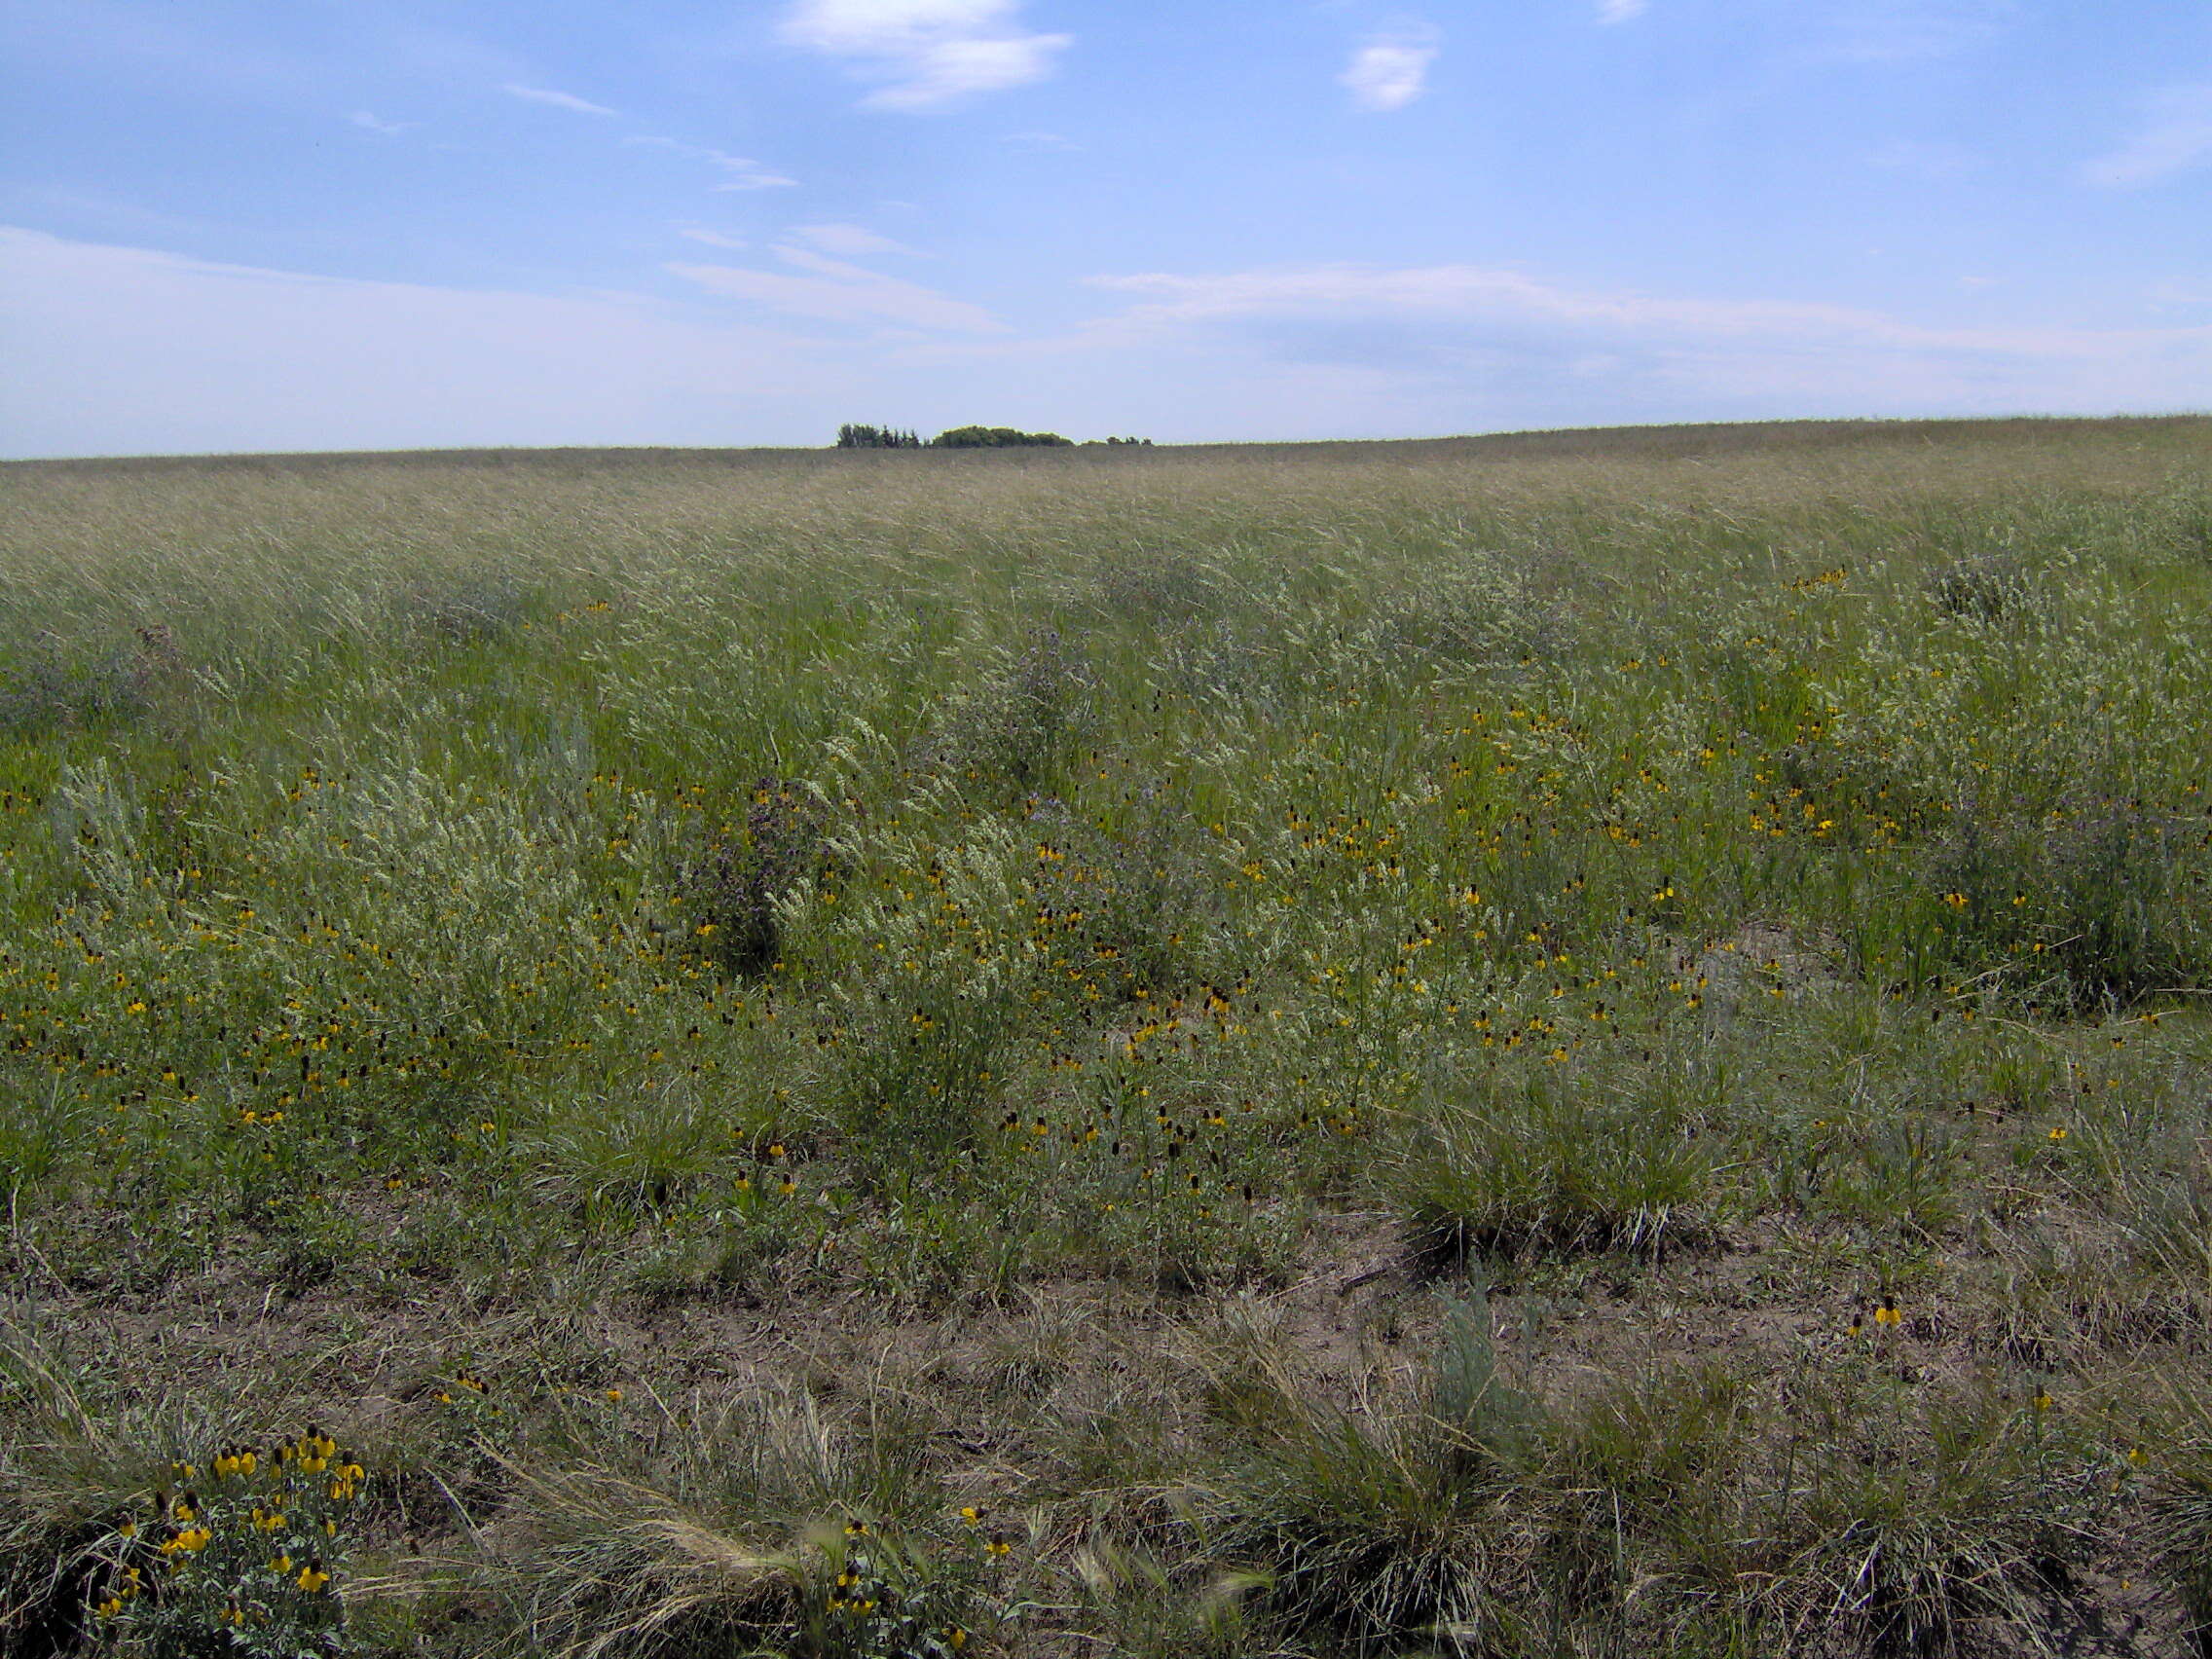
xmin=0 ymin=416 xmax=2209 ymax=1658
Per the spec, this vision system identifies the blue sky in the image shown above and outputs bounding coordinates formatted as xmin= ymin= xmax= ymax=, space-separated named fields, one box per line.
xmin=2 ymin=1 xmax=2208 ymax=456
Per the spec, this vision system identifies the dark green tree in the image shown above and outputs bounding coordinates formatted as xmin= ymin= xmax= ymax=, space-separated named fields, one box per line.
xmin=930 ymin=425 xmax=1075 ymax=449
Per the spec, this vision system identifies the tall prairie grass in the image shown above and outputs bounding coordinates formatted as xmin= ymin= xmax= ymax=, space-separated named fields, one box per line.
xmin=2 ymin=416 xmax=2208 ymax=1656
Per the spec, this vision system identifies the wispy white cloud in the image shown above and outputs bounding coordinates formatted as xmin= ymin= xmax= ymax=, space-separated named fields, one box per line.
xmin=780 ymin=0 xmax=1071 ymax=110
xmin=0 ymin=226 xmax=844 ymax=457
xmin=1088 ymin=264 xmax=1881 ymax=336
xmin=670 ymin=243 xmax=999 ymax=331
xmin=792 ymin=223 xmax=919 ymax=256
xmin=501 ymin=82 xmax=617 ymax=116
xmin=1340 ymin=30 xmax=1438 ymax=113
xmin=1798 ymin=1 xmax=2011 ymax=66
xmin=348 ymin=111 xmax=414 ymax=135
xmin=626 ymin=134 xmax=798 ymax=191
xmin=1078 ymin=260 xmax=2212 ymax=418
xmin=677 ymin=227 xmax=750 ymax=250
xmin=1088 ymin=263 xmax=1962 ymax=346
xmin=2080 ymin=83 xmax=2212 ymax=189
xmin=1596 ymin=0 xmax=1648 ymax=24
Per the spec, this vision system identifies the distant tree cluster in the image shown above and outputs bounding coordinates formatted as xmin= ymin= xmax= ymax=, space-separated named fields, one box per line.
xmin=929 ymin=425 xmax=1074 ymax=449
xmin=835 ymin=424 xmax=925 ymax=449
xmin=835 ymin=424 xmax=1144 ymax=450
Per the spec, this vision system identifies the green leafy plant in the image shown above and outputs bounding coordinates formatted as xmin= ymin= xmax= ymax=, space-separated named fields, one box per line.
xmin=85 ymin=1429 xmax=364 ymax=1658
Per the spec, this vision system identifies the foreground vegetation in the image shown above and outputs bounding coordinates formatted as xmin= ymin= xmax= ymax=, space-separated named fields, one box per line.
xmin=1 ymin=417 xmax=2208 ymax=1657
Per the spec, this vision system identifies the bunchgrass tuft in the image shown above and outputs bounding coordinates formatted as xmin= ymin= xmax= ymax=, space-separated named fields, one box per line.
xmin=1394 ymin=1068 xmax=1714 ymax=1267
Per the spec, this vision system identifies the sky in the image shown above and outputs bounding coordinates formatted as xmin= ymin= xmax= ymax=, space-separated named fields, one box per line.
xmin=1 ymin=1 xmax=2209 ymax=457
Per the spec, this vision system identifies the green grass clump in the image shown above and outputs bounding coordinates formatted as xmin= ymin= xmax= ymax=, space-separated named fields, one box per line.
xmin=1192 ymin=1295 xmax=1539 ymax=1648
xmin=1395 ymin=1062 xmax=1716 ymax=1266
xmin=445 ymin=1390 xmax=1017 ymax=1659
xmin=1197 ymin=1298 xmax=2126 ymax=1655
xmin=2145 ymin=1382 xmax=2212 ymax=1653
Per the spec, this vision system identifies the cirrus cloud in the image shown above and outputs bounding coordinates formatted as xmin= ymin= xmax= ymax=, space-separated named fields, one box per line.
xmin=792 ymin=223 xmax=920 ymax=256
xmin=500 ymin=82 xmax=617 ymax=116
xmin=780 ymin=0 xmax=1070 ymax=110
xmin=670 ymin=243 xmax=998 ymax=332
xmin=0 ymin=226 xmax=845 ymax=457
xmin=1079 ymin=260 xmax=2212 ymax=418
xmin=625 ymin=134 xmax=799 ymax=191
xmin=676 ymin=227 xmax=749 ymax=250
xmin=2080 ymin=83 xmax=2212 ymax=189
